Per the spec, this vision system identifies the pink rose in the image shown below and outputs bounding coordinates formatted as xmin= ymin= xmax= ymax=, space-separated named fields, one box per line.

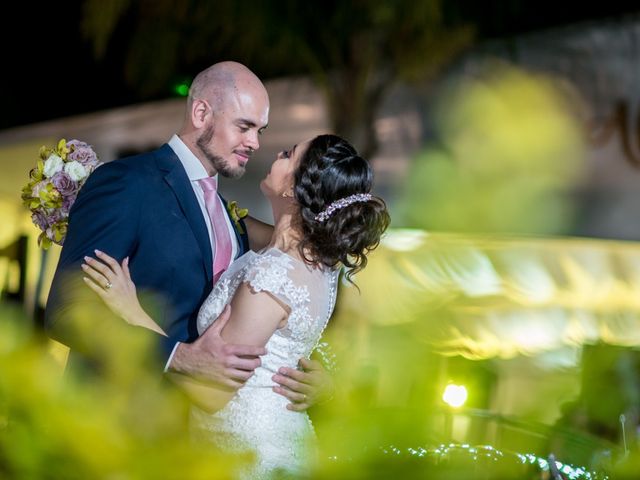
xmin=45 ymin=208 xmax=64 ymax=224
xmin=31 ymin=211 xmax=49 ymax=231
xmin=51 ymin=172 xmax=78 ymax=197
xmin=67 ymin=140 xmax=99 ymax=167
xmin=62 ymin=193 xmax=77 ymax=213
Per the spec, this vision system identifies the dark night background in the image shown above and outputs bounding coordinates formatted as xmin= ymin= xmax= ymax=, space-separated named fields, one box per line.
xmin=2 ymin=1 xmax=639 ymax=131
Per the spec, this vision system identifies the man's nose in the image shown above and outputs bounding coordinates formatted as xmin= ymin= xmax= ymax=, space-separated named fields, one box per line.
xmin=245 ymin=132 xmax=259 ymax=151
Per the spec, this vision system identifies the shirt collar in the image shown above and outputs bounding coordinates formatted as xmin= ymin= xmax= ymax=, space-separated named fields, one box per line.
xmin=168 ymin=134 xmax=216 ymax=183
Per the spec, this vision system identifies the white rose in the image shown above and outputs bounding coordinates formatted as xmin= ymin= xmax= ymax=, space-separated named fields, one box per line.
xmin=64 ymin=161 xmax=88 ymax=181
xmin=43 ymin=154 xmax=64 ymax=178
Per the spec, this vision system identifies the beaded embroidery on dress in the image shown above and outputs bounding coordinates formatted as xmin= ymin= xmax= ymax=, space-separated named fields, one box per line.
xmin=192 ymin=248 xmax=339 ymax=479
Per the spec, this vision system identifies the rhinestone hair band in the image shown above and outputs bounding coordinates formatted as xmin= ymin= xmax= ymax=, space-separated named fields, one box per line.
xmin=314 ymin=193 xmax=373 ymax=222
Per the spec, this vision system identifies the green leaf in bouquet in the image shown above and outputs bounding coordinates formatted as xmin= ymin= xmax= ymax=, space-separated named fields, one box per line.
xmin=29 ymin=160 xmax=45 ymax=182
xmin=53 ymin=223 xmax=66 ymax=243
xmin=56 ymin=138 xmax=70 ymax=159
xmin=38 ymin=232 xmax=52 ymax=250
xmin=38 ymin=145 xmax=51 ymax=160
xmin=39 ymin=184 xmax=62 ymax=208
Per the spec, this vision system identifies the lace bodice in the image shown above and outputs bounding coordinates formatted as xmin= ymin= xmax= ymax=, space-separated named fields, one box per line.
xmin=192 ymin=248 xmax=339 ymax=479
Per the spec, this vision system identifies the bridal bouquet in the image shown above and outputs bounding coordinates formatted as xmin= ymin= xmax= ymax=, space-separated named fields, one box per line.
xmin=21 ymin=139 xmax=102 ymax=249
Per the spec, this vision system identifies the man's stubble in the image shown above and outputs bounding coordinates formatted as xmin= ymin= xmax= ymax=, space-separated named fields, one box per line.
xmin=196 ymin=123 xmax=246 ymax=179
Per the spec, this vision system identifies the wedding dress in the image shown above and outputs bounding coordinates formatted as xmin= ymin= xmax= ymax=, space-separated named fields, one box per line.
xmin=191 ymin=248 xmax=339 ymax=479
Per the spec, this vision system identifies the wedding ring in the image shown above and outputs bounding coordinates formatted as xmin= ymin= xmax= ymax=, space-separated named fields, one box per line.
xmin=301 ymin=394 xmax=307 ymax=402
xmin=105 ymin=281 xmax=112 ymax=290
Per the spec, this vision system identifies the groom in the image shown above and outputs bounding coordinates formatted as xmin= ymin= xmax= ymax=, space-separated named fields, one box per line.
xmin=45 ymin=61 xmax=330 ymax=410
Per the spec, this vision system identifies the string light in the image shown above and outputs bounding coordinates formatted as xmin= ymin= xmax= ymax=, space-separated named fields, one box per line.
xmin=330 ymin=443 xmax=608 ymax=479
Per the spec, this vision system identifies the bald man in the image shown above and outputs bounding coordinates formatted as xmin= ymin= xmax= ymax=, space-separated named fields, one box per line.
xmin=45 ymin=61 xmax=330 ymax=411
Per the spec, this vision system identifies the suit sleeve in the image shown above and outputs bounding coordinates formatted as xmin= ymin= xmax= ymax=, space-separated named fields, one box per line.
xmin=44 ymin=161 xmax=164 ymax=366
xmin=55 ymin=161 xmax=141 ymax=269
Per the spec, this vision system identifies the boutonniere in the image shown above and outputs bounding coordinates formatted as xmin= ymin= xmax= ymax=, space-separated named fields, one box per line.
xmin=226 ymin=201 xmax=249 ymax=234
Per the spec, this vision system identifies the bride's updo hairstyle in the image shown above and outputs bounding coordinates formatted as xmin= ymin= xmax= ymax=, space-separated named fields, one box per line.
xmin=293 ymin=134 xmax=390 ymax=280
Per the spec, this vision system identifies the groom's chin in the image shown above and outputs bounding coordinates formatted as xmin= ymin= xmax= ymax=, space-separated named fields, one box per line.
xmin=222 ymin=166 xmax=246 ymax=180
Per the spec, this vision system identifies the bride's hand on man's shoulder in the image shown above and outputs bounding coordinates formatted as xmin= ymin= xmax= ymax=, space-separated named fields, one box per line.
xmin=82 ymin=250 xmax=136 ymax=318
xmin=82 ymin=250 xmax=165 ymax=335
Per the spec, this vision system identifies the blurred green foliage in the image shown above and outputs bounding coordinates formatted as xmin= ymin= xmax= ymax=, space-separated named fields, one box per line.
xmin=0 ymin=301 xmax=242 ymax=479
xmin=0 ymin=296 xmax=633 ymax=478
xmin=2 ymin=236 xmax=638 ymax=479
xmin=399 ymin=63 xmax=586 ymax=235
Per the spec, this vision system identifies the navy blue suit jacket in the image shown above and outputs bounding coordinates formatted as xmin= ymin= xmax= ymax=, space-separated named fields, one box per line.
xmin=45 ymin=144 xmax=250 ymax=370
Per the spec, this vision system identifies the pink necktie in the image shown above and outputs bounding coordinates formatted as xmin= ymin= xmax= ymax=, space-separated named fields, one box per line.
xmin=198 ymin=177 xmax=233 ymax=283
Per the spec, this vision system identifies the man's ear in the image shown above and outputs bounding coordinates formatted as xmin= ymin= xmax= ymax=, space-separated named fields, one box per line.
xmin=191 ymin=99 xmax=210 ymax=128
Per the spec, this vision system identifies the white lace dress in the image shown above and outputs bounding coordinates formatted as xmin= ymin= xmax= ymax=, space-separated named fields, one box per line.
xmin=191 ymin=248 xmax=339 ymax=479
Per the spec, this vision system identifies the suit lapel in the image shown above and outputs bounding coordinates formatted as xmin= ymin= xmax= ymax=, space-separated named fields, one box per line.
xmin=155 ymin=145 xmax=213 ymax=281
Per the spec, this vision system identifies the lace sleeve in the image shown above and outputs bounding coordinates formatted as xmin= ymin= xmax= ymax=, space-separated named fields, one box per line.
xmin=242 ymin=252 xmax=310 ymax=312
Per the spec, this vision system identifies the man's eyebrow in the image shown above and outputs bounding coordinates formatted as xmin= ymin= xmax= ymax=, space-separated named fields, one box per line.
xmin=236 ymin=119 xmax=269 ymax=131
xmin=236 ymin=118 xmax=257 ymax=127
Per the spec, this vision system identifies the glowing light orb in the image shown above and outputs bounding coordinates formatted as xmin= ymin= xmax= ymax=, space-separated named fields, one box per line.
xmin=442 ymin=384 xmax=468 ymax=408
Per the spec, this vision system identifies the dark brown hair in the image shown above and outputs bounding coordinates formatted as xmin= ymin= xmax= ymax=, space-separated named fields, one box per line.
xmin=293 ymin=134 xmax=390 ymax=281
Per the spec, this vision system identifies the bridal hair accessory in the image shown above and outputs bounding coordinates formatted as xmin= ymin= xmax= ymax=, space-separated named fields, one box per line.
xmin=314 ymin=193 xmax=373 ymax=222
xmin=21 ymin=139 xmax=102 ymax=249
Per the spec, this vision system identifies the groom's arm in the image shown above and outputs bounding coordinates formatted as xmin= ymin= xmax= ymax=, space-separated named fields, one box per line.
xmin=167 ymin=305 xmax=266 ymax=389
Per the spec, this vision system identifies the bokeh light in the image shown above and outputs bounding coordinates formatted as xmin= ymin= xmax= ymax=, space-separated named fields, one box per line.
xmin=399 ymin=62 xmax=586 ymax=236
xmin=443 ymin=384 xmax=468 ymax=408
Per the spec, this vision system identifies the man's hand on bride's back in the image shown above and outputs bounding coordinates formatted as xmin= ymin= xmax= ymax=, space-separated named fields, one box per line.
xmin=167 ymin=305 xmax=266 ymax=389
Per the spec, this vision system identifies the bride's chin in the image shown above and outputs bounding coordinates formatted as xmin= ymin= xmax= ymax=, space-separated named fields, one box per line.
xmin=259 ymin=182 xmax=275 ymax=202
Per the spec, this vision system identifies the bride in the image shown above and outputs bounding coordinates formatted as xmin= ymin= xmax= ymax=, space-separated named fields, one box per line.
xmin=82 ymin=134 xmax=390 ymax=478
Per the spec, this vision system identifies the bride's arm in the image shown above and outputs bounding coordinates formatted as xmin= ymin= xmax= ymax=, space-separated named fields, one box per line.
xmin=167 ymin=283 xmax=288 ymax=413
xmin=222 ymin=281 xmax=289 ymax=347
xmin=166 ymin=371 xmax=235 ymax=413
xmin=82 ymin=250 xmax=167 ymax=337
